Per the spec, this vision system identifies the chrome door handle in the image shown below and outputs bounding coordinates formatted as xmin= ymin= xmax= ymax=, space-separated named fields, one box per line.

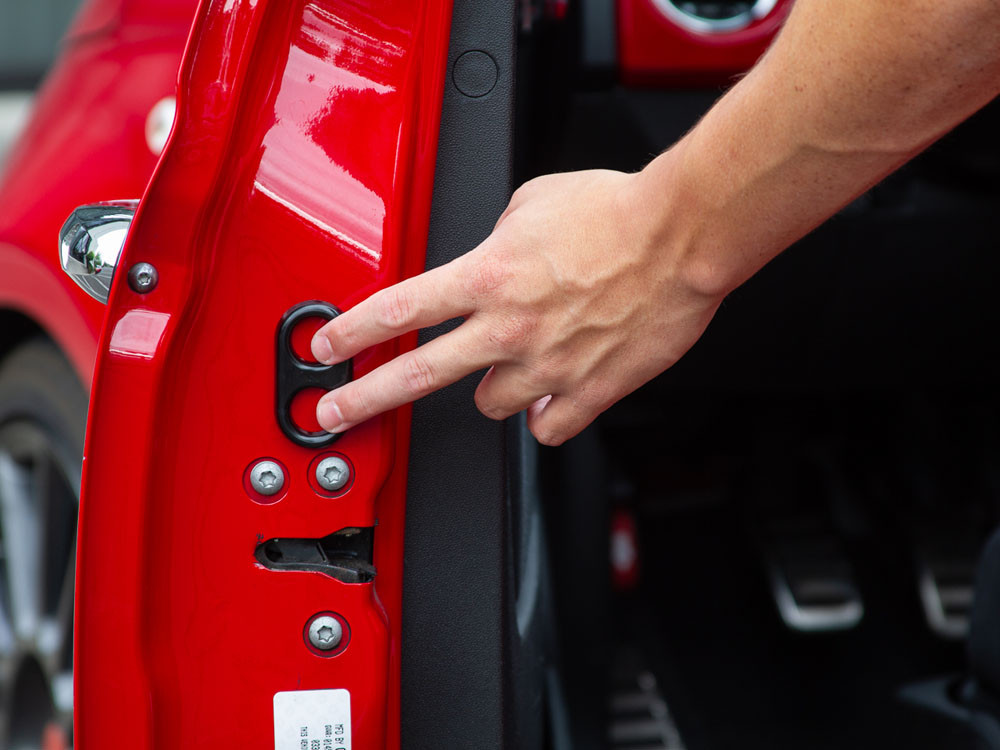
xmin=59 ymin=200 xmax=138 ymax=303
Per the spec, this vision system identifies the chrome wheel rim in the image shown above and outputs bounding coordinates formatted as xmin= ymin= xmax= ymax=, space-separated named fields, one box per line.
xmin=0 ymin=420 xmax=78 ymax=750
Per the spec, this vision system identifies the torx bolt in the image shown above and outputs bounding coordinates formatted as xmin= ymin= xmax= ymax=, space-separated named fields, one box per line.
xmin=316 ymin=456 xmax=350 ymax=492
xmin=307 ymin=615 xmax=343 ymax=651
xmin=250 ymin=460 xmax=285 ymax=496
xmin=127 ymin=262 xmax=158 ymax=293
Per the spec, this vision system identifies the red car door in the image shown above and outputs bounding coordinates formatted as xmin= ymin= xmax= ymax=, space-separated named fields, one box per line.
xmin=73 ymin=1 xmax=541 ymax=748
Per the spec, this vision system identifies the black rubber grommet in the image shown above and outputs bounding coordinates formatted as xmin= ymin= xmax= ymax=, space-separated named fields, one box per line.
xmin=452 ymin=50 xmax=498 ymax=98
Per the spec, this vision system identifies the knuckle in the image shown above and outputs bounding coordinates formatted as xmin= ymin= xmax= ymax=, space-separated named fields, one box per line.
xmin=352 ymin=387 xmax=375 ymax=420
xmin=487 ymin=314 xmax=533 ymax=351
xmin=377 ymin=286 xmax=415 ymax=330
xmin=474 ymin=392 xmax=506 ymax=422
xmin=334 ymin=386 xmax=365 ymax=423
xmin=579 ymin=379 xmax=612 ymax=411
xmin=465 ymin=252 xmax=511 ymax=298
xmin=510 ymin=177 xmax=541 ymax=204
xmin=509 ymin=184 xmax=530 ymax=206
xmin=323 ymin=321 xmax=351 ymax=356
xmin=401 ymin=353 xmax=436 ymax=395
xmin=533 ymin=425 xmax=566 ymax=447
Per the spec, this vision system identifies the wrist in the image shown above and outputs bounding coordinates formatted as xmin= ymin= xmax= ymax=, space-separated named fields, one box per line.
xmin=629 ymin=145 xmax=744 ymax=303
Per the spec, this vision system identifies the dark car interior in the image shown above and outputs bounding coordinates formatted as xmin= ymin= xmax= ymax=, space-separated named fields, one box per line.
xmin=517 ymin=2 xmax=1000 ymax=748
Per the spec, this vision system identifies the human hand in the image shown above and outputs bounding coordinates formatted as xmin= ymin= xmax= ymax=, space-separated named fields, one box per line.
xmin=311 ymin=167 xmax=724 ymax=445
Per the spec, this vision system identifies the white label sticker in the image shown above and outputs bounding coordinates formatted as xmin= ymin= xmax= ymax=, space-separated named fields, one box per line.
xmin=274 ymin=689 xmax=351 ymax=750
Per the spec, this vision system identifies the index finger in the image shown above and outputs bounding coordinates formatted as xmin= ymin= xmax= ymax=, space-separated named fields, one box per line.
xmin=311 ymin=256 xmax=476 ymax=365
xmin=316 ymin=319 xmax=494 ymax=432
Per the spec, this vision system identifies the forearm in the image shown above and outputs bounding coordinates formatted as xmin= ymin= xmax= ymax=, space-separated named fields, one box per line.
xmin=639 ymin=0 xmax=1000 ymax=297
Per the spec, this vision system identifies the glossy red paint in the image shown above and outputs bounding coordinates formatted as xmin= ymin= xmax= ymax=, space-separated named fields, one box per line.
xmin=68 ymin=0 xmax=201 ymax=40
xmin=0 ymin=0 xmax=196 ymax=385
xmin=617 ymin=0 xmax=793 ymax=85
xmin=75 ymin=2 xmax=452 ymax=750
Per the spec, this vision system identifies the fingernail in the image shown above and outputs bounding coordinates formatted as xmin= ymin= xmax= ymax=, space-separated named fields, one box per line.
xmin=311 ymin=333 xmax=333 ymax=364
xmin=318 ymin=399 xmax=346 ymax=433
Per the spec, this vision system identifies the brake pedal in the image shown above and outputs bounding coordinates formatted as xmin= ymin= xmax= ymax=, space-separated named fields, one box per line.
xmin=609 ymin=666 xmax=685 ymax=749
xmin=770 ymin=562 xmax=864 ymax=632
xmin=766 ymin=523 xmax=863 ymax=632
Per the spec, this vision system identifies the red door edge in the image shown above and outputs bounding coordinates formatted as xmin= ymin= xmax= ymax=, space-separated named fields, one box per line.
xmin=74 ymin=0 xmax=453 ymax=747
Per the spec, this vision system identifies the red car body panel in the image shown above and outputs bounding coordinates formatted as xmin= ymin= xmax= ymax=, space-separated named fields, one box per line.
xmin=73 ymin=0 xmax=451 ymax=747
xmin=0 ymin=0 xmax=195 ymax=386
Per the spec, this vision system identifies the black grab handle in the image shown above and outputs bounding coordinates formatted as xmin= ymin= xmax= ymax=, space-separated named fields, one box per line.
xmin=275 ymin=300 xmax=352 ymax=447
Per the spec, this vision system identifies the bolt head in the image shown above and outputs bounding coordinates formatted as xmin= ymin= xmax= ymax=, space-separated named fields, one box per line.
xmin=250 ymin=460 xmax=285 ymax=496
xmin=316 ymin=456 xmax=350 ymax=492
xmin=307 ymin=615 xmax=343 ymax=651
xmin=127 ymin=262 xmax=158 ymax=293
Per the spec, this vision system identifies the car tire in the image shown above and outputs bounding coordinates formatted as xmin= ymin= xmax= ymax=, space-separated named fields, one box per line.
xmin=0 ymin=338 xmax=87 ymax=750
